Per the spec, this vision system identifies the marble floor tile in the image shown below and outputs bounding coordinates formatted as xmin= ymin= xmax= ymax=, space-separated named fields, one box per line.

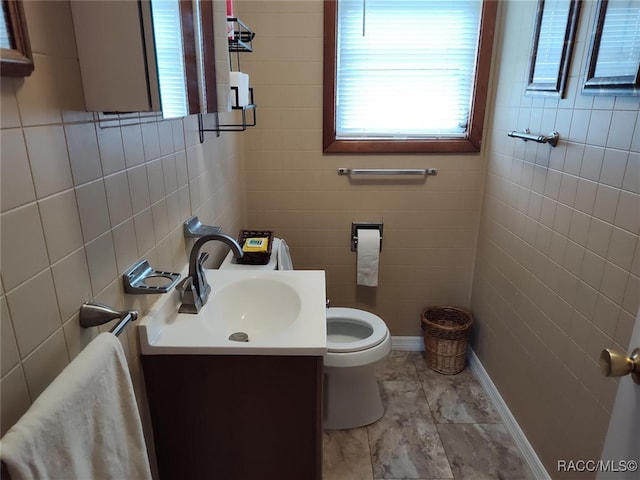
xmin=418 ymin=366 xmax=502 ymax=424
xmin=367 ymin=381 xmax=453 ymax=479
xmin=322 ymin=351 xmax=532 ymax=480
xmin=376 ymin=350 xmax=421 ymax=382
xmin=323 ymin=428 xmax=374 ymax=480
xmin=437 ymin=423 xmax=536 ymax=480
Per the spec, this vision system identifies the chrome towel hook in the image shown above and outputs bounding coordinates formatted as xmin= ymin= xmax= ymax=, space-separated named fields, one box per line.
xmin=79 ymin=302 xmax=138 ymax=337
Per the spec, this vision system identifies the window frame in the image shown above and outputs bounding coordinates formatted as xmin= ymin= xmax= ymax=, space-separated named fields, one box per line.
xmin=322 ymin=0 xmax=498 ymax=154
xmin=1 ymin=0 xmax=34 ymax=77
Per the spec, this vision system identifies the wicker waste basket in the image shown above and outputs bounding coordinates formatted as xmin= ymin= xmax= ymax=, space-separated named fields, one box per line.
xmin=421 ymin=306 xmax=473 ymax=375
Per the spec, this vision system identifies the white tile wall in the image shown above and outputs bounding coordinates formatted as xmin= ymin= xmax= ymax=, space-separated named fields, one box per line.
xmin=39 ymin=190 xmax=84 ymax=263
xmin=6 ymin=269 xmax=62 ymax=358
xmin=1 ymin=204 xmax=50 ymax=290
xmin=24 ymin=125 xmax=73 ymax=198
xmin=472 ymin=0 xmax=640 ymax=470
xmin=51 ymin=248 xmax=92 ymax=321
xmin=65 ymin=122 xmax=103 ymax=185
xmin=1 ymin=129 xmax=36 ymax=212
xmin=0 ymin=1 xmax=245 ymax=440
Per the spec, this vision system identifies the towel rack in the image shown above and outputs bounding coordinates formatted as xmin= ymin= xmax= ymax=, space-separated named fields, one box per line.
xmin=507 ymin=129 xmax=559 ymax=147
xmin=337 ymin=168 xmax=438 ymax=176
xmin=79 ymin=302 xmax=138 ymax=337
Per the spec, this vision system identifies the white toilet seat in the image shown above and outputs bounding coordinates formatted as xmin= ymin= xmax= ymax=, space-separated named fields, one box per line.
xmin=324 ymin=307 xmax=391 ymax=369
xmin=326 ymin=307 xmax=388 ymax=353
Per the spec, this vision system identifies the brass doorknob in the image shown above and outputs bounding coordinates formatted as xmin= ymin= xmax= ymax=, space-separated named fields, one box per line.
xmin=600 ymin=348 xmax=640 ymax=385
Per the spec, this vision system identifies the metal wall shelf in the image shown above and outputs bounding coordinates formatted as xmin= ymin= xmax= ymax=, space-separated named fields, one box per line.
xmin=227 ymin=17 xmax=254 ymax=53
xmin=199 ymin=17 xmax=256 ymax=143
xmin=198 ymin=88 xmax=256 ymax=141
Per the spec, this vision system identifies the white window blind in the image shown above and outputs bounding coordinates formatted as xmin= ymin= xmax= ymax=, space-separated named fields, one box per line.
xmin=594 ymin=0 xmax=640 ymax=79
xmin=336 ymin=0 xmax=482 ymax=139
xmin=151 ymin=0 xmax=189 ymax=118
xmin=532 ymin=0 xmax=571 ymax=84
xmin=1 ymin=4 xmax=13 ymax=49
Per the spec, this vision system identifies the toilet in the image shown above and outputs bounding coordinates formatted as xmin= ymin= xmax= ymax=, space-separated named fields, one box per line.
xmin=220 ymin=237 xmax=391 ymax=429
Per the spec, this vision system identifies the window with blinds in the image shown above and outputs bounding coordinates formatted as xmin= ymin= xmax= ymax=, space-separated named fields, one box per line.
xmin=323 ymin=0 xmax=497 ymax=153
xmin=584 ymin=0 xmax=640 ymax=94
xmin=337 ymin=0 xmax=481 ymax=138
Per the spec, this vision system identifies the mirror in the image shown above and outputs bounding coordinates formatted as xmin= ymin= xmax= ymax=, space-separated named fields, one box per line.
xmin=526 ymin=0 xmax=581 ymax=97
xmin=0 ymin=0 xmax=33 ymax=77
xmin=584 ymin=0 xmax=640 ymax=95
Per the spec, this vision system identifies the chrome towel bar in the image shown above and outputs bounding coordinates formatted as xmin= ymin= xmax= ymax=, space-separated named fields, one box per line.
xmin=337 ymin=168 xmax=438 ymax=176
xmin=79 ymin=302 xmax=138 ymax=337
xmin=507 ymin=129 xmax=559 ymax=147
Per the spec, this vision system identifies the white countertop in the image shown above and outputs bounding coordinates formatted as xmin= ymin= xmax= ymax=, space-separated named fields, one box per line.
xmin=138 ymin=269 xmax=327 ymax=356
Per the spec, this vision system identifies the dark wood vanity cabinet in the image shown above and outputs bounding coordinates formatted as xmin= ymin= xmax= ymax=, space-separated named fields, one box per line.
xmin=142 ymin=355 xmax=323 ymax=480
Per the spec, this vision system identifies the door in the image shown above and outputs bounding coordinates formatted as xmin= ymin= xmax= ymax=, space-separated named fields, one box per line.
xmin=598 ymin=308 xmax=640 ymax=480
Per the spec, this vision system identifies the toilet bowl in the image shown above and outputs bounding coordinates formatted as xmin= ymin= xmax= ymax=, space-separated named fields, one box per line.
xmin=220 ymin=237 xmax=391 ymax=429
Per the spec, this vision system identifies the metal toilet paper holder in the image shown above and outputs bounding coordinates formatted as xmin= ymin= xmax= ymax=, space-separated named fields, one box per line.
xmin=351 ymin=222 xmax=383 ymax=252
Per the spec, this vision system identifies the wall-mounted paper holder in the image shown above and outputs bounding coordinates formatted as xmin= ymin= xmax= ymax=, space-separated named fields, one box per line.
xmin=507 ymin=128 xmax=559 ymax=147
xmin=351 ymin=222 xmax=383 ymax=252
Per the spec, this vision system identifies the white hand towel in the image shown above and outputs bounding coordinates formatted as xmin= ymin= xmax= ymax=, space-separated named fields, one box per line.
xmin=277 ymin=238 xmax=294 ymax=270
xmin=0 ymin=333 xmax=152 ymax=480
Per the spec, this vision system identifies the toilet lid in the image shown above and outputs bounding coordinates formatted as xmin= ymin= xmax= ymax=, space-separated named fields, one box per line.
xmin=326 ymin=307 xmax=389 ymax=353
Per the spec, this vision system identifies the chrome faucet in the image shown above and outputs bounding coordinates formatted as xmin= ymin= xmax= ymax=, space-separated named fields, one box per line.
xmin=177 ymin=232 xmax=244 ymax=313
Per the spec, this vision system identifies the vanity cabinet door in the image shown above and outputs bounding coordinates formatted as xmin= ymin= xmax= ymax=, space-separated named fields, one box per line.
xmin=142 ymin=354 xmax=323 ymax=480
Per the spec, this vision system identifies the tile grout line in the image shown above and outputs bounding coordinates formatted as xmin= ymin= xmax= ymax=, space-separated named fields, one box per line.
xmin=413 ymin=352 xmax=457 ymax=480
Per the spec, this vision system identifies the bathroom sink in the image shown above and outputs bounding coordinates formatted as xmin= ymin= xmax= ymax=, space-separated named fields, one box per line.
xmin=138 ymin=269 xmax=327 ymax=355
xmin=212 ymin=277 xmax=302 ymax=341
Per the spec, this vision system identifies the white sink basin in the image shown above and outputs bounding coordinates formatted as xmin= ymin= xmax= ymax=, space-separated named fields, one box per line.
xmin=212 ymin=277 xmax=302 ymax=340
xmin=138 ymin=269 xmax=327 ymax=355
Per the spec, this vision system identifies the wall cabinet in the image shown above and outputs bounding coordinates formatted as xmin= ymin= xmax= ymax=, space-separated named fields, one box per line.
xmin=71 ymin=0 xmax=228 ymax=119
xmin=142 ymin=355 xmax=323 ymax=480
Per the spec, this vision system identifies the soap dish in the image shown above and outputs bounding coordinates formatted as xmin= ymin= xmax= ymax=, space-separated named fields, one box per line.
xmin=236 ymin=230 xmax=274 ymax=265
xmin=183 ymin=215 xmax=222 ymax=238
xmin=123 ymin=259 xmax=181 ymax=294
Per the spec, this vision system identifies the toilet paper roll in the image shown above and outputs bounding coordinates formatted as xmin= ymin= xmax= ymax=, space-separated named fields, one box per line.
xmin=356 ymin=229 xmax=380 ymax=287
xmin=229 ymin=71 xmax=250 ymax=107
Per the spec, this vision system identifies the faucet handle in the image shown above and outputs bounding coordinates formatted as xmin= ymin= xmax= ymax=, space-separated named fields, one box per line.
xmin=197 ymin=251 xmax=210 ymax=268
xmin=177 ymin=277 xmax=203 ymax=313
xmin=196 ymin=252 xmax=211 ymax=304
xmin=176 ymin=276 xmax=193 ymax=291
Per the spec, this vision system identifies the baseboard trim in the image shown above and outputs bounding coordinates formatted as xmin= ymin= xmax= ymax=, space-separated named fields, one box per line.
xmin=468 ymin=349 xmax=550 ymax=480
xmin=391 ymin=336 xmax=424 ymax=351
